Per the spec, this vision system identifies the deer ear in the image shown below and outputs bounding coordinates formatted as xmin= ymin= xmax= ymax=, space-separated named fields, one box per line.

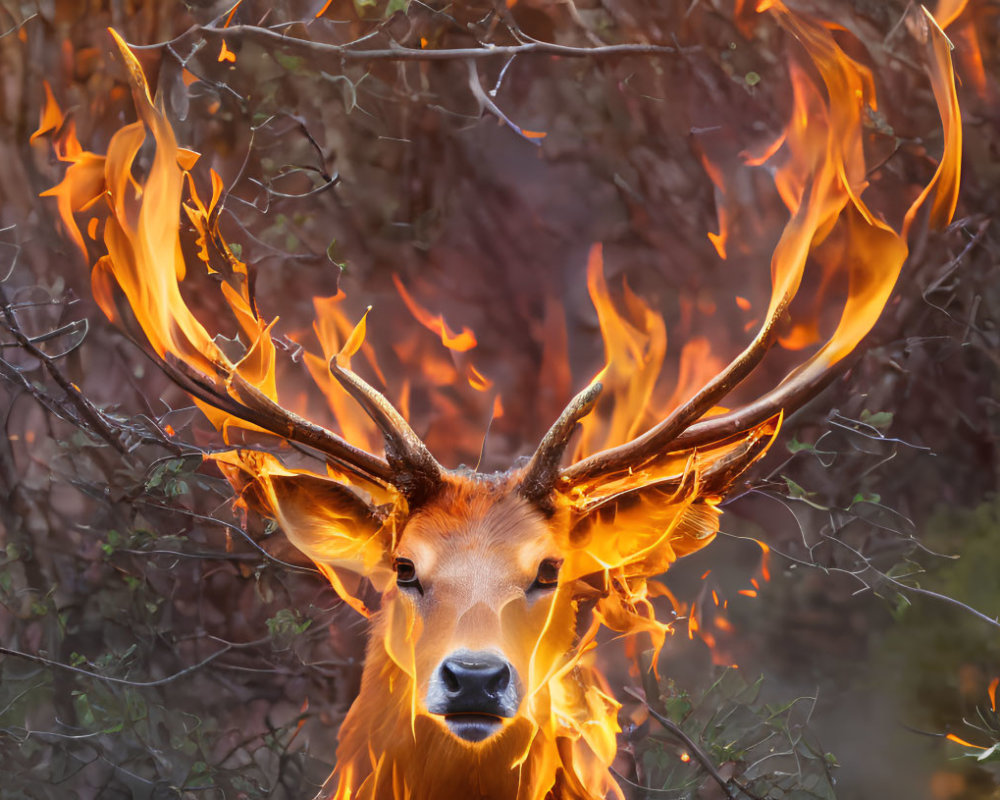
xmin=559 ymin=415 xmax=780 ymax=581
xmin=212 ymin=451 xmax=400 ymax=612
xmin=262 ymin=473 xmax=396 ymax=615
xmin=264 ymin=473 xmax=386 ymax=567
xmin=563 ymin=483 xmax=721 ymax=581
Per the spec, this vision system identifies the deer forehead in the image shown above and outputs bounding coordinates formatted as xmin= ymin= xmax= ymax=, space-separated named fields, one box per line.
xmin=399 ymin=485 xmax=557 ymax=579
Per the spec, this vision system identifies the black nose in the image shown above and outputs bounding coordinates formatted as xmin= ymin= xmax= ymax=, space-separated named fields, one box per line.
xmin=440 ymin=652 xmax=511 ymax=708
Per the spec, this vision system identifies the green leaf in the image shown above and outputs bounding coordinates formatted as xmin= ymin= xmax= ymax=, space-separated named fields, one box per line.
xmin=850 ymin=492 xmax=881 ymax=506
xmin=889 ymin=591 xmax=911 ymax=621
xmin=266 ymin=608 xmax=312 ymax=638
xmin=102 ymin=529 xmax=122 ymax=556
xmin=273 ymin=52 xmax=305 ymax=72
xmin=166 ymin=478 xmax=190 ymax=497
xmin=73 ymin=692 xmax=96 ymax=727
xmin=782 ymin=476 xmax=829 ymax=510
xmin=787 ymin=438 xmax=815 ymax=454
xmin=859 ymin=409 xmax=894 ymax=430
xmin=784 ymin=476 xmax=809 ymax=498
xmin=662 ymin=694 xmax=692 ymax=722
xmin=145 ymin=465 xmax=166 ymax=488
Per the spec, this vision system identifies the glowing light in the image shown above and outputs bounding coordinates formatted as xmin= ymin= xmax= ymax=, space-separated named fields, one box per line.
xmin=946 ymin=733 xmax=987 ymax=750
xmin=223 ymin=0 xmax=242 ymax=27
xmin=467 ymin=364 xmax=493 ymax=392
xmin=393 ymin=274 xmax=478 ymax=352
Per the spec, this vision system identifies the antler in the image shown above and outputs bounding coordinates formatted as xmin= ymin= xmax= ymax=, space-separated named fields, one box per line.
xmin=517 ymin=381 xmax=603 ymax=505
xmin=569 ymin=414 xmax=780 ymax=518
xmin=560 ymin=302 xmax=792 ymax=486
xmin=155 ymin=351 xmax=395 ymax=487
xmin=151 ymin=346 xmax=446 ymax=505
xmin=329 ymin=357 xmax=444 ymax=506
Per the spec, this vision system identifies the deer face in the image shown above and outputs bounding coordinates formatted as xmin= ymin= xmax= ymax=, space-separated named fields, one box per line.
xmin=388 ymin=483 xmax=566 ymax=743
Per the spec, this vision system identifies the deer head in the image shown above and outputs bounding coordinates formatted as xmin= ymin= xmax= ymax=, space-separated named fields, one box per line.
xmin=38 ymin=12 xmax=961 ymax=800
xmin=233 ymin=362 xmax=779 ymax=800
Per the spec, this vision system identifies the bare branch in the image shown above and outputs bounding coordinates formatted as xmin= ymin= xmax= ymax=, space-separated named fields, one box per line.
xmin=0 ymin=644 xmax=234 ymax=688
xmin=134 ymin=23 xmax=688 ymax=63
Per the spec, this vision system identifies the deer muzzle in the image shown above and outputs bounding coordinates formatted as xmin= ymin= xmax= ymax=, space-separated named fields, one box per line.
xmin=425 ymin=649 xmax=522 ymax=742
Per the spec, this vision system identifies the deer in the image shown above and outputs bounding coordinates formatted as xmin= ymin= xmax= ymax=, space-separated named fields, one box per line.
xmin=38 ymin=8 xmax=961 ymax=800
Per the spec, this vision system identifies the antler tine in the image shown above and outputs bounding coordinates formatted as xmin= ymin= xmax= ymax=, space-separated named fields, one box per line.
xmin=160 ymin=353 xmax=394 ymax=486
xmin=561 ymin=297 xmax=791 ymax=485
xmin=329 ymin=357 xmax=444 ymax=506
xmin=573 ymin=413 xmax=779 ymax=517
xmin=670 ymin=357 xmax=846 ymax=450
xmin=225 ymin=368 xmax=394 ymax=484
xmin=518 ymin=381 xmax=603 ymax=505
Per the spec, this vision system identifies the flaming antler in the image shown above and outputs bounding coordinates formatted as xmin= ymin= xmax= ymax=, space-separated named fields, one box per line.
xmin=161 ymin=352 xmax=395 ymax=486
xmin=40 ymin=3 xmax=960 ymax=528
xmin=550 ymin=3 xmax=963 ymax=502
xmin=518 ymin=381 xmax=604 ymax=505
xmin=329 ymin=359 xmax=444 ymax=505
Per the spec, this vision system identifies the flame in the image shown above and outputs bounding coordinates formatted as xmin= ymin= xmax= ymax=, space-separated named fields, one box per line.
xmin=945 ymin=733 xmax=987 ymax=750
xmin=393 ymin=274 xmax=477 ymax=352
xmin=38 ymin=5 xmax=964 ymax=797
xmin=31 ymin=82 xmax=81 ymax=161
xmin=930 ymin=0 xmax=999 ymax=99
xmin=574 ymin=244 xmax=667 ymax=459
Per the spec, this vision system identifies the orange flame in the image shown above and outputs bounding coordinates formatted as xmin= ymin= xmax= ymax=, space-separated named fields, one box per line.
xmin=393 ymin=274 xmax=478 ymax=352
xmin=946 ymin=733 xmax=988 ymax=750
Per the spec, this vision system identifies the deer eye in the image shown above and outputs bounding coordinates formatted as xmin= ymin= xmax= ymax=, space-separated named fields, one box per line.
xmin=528 ymin=558 xmax=562 ymax=593
xmin=393 ymin=557 xmax=423 ymax=594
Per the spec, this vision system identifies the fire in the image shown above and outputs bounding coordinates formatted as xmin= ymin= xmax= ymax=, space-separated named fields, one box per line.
xmin=392 ymin=275 xmax=478 ymax=353
xmin=36 ymin=2 xmax=963 ymax=797
xmin=935 ymin=0 xmax=992 ymax=98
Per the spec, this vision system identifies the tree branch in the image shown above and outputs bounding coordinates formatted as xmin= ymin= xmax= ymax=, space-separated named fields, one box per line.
xmin=136 ymin=23 xmax=691 ymax=63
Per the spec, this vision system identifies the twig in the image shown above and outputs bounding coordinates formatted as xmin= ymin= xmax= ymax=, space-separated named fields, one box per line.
xmin=134 ymin=24 xmax=690 ymax=62
xmin=0 ymin=644 xmax=233 ymax=687
xmin=466 ymin=59 xmax=543 ymax=146
xmin=623 ymin=686 xmax=740 ymax=800
xmin=0 ymin=287 xmax=128 ymax=454
xmin=133 ymin=499 xmax=321 ymax=575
